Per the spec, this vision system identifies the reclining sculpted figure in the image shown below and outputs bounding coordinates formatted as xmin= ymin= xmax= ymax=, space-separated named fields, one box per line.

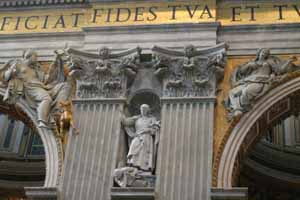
xmin=224 ymin=48 xmax=299 ymax=119
xmin=0 ymin=49 xmax=72 ymax=129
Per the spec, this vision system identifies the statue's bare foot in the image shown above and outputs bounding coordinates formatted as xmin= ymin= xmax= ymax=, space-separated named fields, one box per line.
xmin=38 ymin=121 xmax=48 ymax=129
xmin=233 ymin=110 xmax=243 ymax=117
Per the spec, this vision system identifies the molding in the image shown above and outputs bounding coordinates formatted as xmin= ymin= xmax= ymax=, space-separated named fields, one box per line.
xmin=211 ymin=187 xmax=248 ymax=200
xmin=220 ymin=23 xmax=300 ymax=33
xmin=25 ymin=187 xmax=58 ymax=200
xmin=161 ymin=96 xmax=216 ymax=103
xmin=83 ymin=22 xmax=221 ymax=33
xmin=0 ymin=0 xmax=87 ymax=10
xmin=111 ymin=187 xmax=155 ymax=200
xmin=72 ymin=98 xmax=127 ymax=104
xmin=218 ymin=23 xmax=300 ymax=56
xmin=0 ymin=31 xmax=84 ymax=40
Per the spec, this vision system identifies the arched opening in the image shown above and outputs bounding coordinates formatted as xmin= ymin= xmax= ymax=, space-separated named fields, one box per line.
xmin=217 ymin=76 xmax=300 ymax=199
xmin=0 ymin=88 xmax=63 ymax=198
xmin=239 ymin=113 xmax=300 ymax=199
xmin=128 ymin=89 xmax=161 ymax=117
xmin=0 ymin=111 xmax=45 ymax=199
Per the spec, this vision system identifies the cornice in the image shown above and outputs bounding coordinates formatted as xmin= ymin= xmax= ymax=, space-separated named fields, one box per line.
xmin=0 ymin=0 xmax=87 ymax=9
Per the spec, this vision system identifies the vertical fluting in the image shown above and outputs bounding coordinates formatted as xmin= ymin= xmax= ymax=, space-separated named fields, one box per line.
xmin=156 ymin=98 xmax=215 ymax=200
xmin=62 ymin=100 xmax=124 ymax=200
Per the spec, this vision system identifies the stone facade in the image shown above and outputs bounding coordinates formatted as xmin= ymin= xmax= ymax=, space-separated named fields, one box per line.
xmin=0 ymin=1 xmax=300 ymax=200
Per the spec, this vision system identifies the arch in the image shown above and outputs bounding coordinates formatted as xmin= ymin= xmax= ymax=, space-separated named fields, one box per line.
xmin=128 ymin=89 xmax=161 ymax=116
xmin=217 ymin=76 xmax=300 ymax=188
xmin=0 ymin=88 xmax=63 ymax=188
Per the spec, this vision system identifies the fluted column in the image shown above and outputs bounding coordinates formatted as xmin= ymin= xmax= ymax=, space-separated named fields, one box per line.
xmin=61 ymin=99 xmax=125 ymax=200
xmin=155 ymin=97 xmax=215 ymax=200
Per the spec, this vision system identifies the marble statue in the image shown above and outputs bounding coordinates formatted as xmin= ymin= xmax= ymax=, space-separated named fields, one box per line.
xmin=113 ymin=104 xmax=160 ymax=187
xmin=224 ymin=48 xmax=299 ymax=119
xmin=0 ymin=49 xmax=72 ymax=129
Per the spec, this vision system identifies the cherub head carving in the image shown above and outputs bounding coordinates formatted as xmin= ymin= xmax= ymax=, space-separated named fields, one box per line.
xmin=99 ymin=47 xmax=110 ymax=59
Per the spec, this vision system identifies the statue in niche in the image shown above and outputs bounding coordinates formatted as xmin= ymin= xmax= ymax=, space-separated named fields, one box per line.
xmin=224 ymin=48 xmax=299 ymax=119
xmin=113 ymin=104 xmax=160 ymax=188
xmin=0 ymin=49 xmax=73 ymax=130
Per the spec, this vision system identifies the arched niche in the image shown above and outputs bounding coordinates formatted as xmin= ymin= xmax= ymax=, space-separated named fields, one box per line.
xmin=0 ymin=88 xmax=63 ymax=188
xmin=216 ymin=76 xmax=300 ymax=188
xmin=128 ymin=89 xmax=161 ymax=118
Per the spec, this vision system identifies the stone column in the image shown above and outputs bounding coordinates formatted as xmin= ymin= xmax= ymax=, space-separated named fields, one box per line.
xmin=61 ymin=99 xmax=125 ymax=200
xmin=152 ymin=43 xmax=227 ymax=200
xmin=60 ymin=47 xmax=141 ymax=200
xmin=155 ymin=97 xmax=215 ymax=200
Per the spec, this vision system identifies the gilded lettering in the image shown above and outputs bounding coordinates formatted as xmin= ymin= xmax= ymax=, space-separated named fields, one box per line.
xmin=25 ymin=16 xmax=39 ymax=30
xmin=72 ymin=13 xmax=84 ymax=27
xmin=15 ymin=16 xmax=22 ymax=30
xmin=168 ymin=5 xmax=181 ymax=20
xmin=246 ymin=5 xmax=259 ymax=21
xmin=134 ymin=7 xmax=145 ymax=22
xmin=0 ymin=17 xmax=12 ymax=31
xmin=185 ymin=5 xmax=200 ymax=19
xmin=200 ymin=5 xmax=213 ymax=19
xmin=53 ymin=15 xmax=66 ymax=28
xmin=92 ymin=9 xmax=104 ymax=23
xmin=231 ymin=6 xmax=242 ymax=21
xmin=274 ymin=5 xmax=288 ymax=20
xmin=293 ymin=5 xmax=300 ymax=16
xmin=147 ymin=6 xmax=158 ymax=21
xmin=116 ymin=8 xmax=131 ymax=22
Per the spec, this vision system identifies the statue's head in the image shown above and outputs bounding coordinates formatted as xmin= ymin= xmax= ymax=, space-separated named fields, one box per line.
xmin=140 ymin=104 xmax=150 ymax=116
xmin=23 ymin=49 xmax=38 ymax=64
xmin=99 ymin=47 xmax=110 ymax=59
xmin=184 ymin=45 xmax=195 ymax=58
xmin=257 ymin=48 xmax=270 ymax=61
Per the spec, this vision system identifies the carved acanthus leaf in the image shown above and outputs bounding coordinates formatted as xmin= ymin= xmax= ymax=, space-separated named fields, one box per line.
xmin=152 ymin=43 xmax=227 ymax=97
xmin=66 ymin=47 xmax=142 ymax=99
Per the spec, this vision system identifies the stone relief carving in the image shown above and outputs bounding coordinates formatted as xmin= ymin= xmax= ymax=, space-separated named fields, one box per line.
xmin=152 ymin=43 xmax=227 ymax=97
xmin=224 ymin=48 xmax=300 ymax=120
xmin=0 ymin=49 xmax=74 ymax=131
xmin=113 ymin=104 xmax=160 ymax=188
xmin=66 ymin=47 xmax=141 ymax=99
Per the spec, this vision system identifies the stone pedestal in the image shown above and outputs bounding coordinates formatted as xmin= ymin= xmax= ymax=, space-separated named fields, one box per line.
xmin=25 ymin=187 xmax=58 ymax=200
